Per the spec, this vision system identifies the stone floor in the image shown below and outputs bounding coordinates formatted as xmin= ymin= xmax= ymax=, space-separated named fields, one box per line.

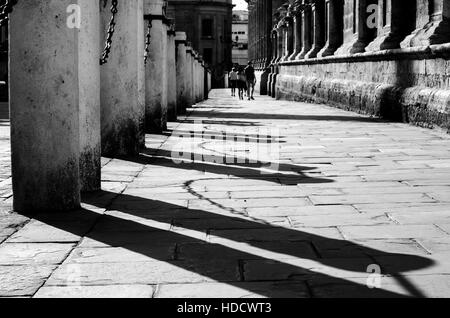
xmin=1 ymin=90 xmax=450 ymax=298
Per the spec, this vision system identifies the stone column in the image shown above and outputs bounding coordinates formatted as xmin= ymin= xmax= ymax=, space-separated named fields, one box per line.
xmin=335 ymin=0 xmax=376 ymax=55
xmin=100 ymin=0 xmax=145 ymax=156
xmin=185 ymin=45 xmax=193 ymax=108
xmin=144 ymin=0 xmax=168 ymax=133
xmin=296 ymin=1 xmax=312 ymax=59
xmin=318 ymin=0 xmax=344 ymax=57
xmin=9 ymin=0 xmax=84 ymax=211
xmin=175 ymin=32 xmax=188 ymax=114
xmin=167 ymin=26 xmax=177 ymax=121
xmin=401 ymin=0 xmax=450 ymax=47
xmin=289 ymin=8 xmax=303 ymax=60
xmin=366 ymin=0 xmax=415 ymax=51
xmin=78 ymin=0 xmax=101 ymax=192
xmin=305 ymin=0 xmax=325 ymax=59
xmin=282 ymin=17 xmax=294 ymax=61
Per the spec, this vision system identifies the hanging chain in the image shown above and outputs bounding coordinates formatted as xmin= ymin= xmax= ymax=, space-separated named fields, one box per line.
xmin=144 ymin=19 xmax=152 ymax=65
xmin=100 ymin=0 xmax=118 ymax=65
xmin=0 ymin=0 xmax=19 ymax=27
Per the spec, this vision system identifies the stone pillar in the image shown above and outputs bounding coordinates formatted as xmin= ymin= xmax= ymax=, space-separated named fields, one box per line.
xmin=78 ymin=0 xmax=101 ymax=192
xmin=144 ymin=0 xmax=168 ymax=133
xmin=10 ymin=0 xmax=84 ymax=211
xmin=289 ymin=8 xmax=303 ymax=60
xmin=282 ymin=17 xmax=294 ymax=61
xmin=167 ymin=26 xmax=177 ymax=121
xmin=366 ymin=0 xmax=415 ymax=51
xmin=401 ymin=0 xmax=450 ymax=47
xmin=318 ymin=0 xmax=344 ymax=57
xmin=175 ymin=32 xmax=188 ymax=114
xmin=305 ymin=0 xmax=325 ymax=59
xmin=100 ymin=0 xmax=145 ymax=156
xmin=335 ymin=0 xmax=376 ymax=55
xmin=185 ymin=45 xmax=194 ymax=108
xmin=296 ymin=2 xmax=312 ymax=59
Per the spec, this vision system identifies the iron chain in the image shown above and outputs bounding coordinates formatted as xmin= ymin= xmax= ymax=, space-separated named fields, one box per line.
xmin=144 ymin=19 xmax=152 ymax=65
xmin=100 ymin=0 xmax=118 ymax=65
xmin=0 ymin=0 xmax=18 ymax=27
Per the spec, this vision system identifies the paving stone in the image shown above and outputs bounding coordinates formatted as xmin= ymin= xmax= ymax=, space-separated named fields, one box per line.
xmin=155 ymin=281 xmax=310 ymax=298
xmin=309 ymin=193 xmax=436 ymax=205
xmin=246 ymin=205 xmax=359 ymax=217
xmin=289 ymin=214 xmax=392 ymax=228
xmin=339 ymin=224 xmax=447 ymax=240
xmin=46 ymin=260 xmax=240 ymax=286
xmin=0 ymin=265 xmax=56 ymax=296
xmin=34 ymin=284 xmax=156 ymax=298
xmin=0 ymin=243 xmax=74 ymax=265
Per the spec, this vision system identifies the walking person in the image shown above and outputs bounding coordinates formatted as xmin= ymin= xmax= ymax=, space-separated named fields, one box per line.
xmin=237 ymin=68 xmax=247 ymax=100
xmin=244 ymin=61 xmax=256 ymax=100
xmin=229 ymin=68 xmax=238 ymax=97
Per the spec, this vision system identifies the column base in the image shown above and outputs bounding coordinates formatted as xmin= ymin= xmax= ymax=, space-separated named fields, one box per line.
xmin=304 ymin=45 xmax=324 ymax=59
xmin=366 ymin=32 xmax=403 ymax=52
xmin=401 ymin=19 xmax=450 ymax=48
xmin=335 ymin=38 xmax=368 ymax=55
xmin=317 ymin=44 xmax=339 ymax=58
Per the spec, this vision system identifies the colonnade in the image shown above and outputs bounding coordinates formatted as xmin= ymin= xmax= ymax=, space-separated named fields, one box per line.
xmin=8 ymin=0 xmax=210 ymax=212
xmin=248 ymin=0 xmax=450 ymax=97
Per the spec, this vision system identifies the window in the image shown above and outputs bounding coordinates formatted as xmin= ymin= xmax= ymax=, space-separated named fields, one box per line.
xmin=202 ymin=19 xmax=214 ymax=37
xmin=203 ymin=48 xmax=213 ymax=64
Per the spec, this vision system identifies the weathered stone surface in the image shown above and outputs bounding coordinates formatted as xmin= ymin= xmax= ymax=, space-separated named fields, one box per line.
xmin=34 ymin=284 xmax=155 ymax=298
xmin=0 ymin=243 xmax=74 ymax=265
xmin=0 ymin=265 xmax=56 ymax=296
xmin=156 ymin=281 xmax=310 ymax=298
xmin=339 ymin=225 xmax=448 ymax=240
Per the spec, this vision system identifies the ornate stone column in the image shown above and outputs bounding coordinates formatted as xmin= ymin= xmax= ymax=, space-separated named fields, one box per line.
xmin=144 ymin=0 xmax=168 ymax=133
xmin=305 ymin=0 xmax=325 ymax=59
xmin=401 ymin=0 xmax=450 ymax=47
xmin=175 ymin=32 xmax=188 ymax=114
xmin=335 ymin=0 xmax=377 ymax=55
xmin=318 ymin=0 xmax=344 ymax=57
xmin=366 ymin=0 xmax=415 ymax=51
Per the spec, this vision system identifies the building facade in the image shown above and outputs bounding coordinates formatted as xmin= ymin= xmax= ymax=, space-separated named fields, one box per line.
xmin=247 ymin=0 xmax=450 ymax=132
xmin=232 ymin=10 xmax=249 ymax=66
xmin=167 ymin=0 xmax=233 ymax=88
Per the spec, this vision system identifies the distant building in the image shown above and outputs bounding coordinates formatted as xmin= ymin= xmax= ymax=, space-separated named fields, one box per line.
xmin=232 ymin=10 xmax=248 ymax=66
xmin=167 ymin=0 xmax=233 ymax=88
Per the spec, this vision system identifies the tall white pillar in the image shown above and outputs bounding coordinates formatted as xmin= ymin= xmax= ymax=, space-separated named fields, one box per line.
xmin=78 ymin=0 xmax=101 ymax=192
xmin=144 ymin=0 xmax=168 ymax=133
xmin=167 ymin=25 xmax=177 ymax=121
xmin=185 ymin=45 xmax=194 ymax=108
xmin=100 ymin=0 xmax=145 ymax=156
xmin=10 ymin=0 xmax=87 ymax=211
xmin=175 ymin=32 xmax=188 ymax=114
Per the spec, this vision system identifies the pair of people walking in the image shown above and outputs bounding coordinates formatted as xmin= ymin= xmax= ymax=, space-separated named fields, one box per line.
xmin=229 ymin=61 xmax=256 ymax=101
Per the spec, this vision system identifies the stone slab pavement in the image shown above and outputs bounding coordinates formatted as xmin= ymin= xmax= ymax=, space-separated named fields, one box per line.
xmin=1 ymin=90 xmax=450 ymax=298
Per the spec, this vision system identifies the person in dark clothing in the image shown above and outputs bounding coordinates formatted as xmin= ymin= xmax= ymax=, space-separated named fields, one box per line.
xmin=244 ymin=61 xmax=256 ymax=100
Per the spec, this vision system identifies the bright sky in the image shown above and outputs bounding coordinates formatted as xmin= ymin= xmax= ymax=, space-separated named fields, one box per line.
xmin=233 ymin=0 xmax=248 ymax=10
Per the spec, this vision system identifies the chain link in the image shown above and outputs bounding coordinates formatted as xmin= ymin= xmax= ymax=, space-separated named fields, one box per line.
xmin=0 ymin=0 xmax=19 ymax=27
xmin=100 ymin=0 xmax=118 ymax=65
xmin=144 ymin=19 xmax=152 ymax=65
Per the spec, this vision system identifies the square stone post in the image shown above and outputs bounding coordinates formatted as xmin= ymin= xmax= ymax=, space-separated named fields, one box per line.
xmin=100 ymin=0 xmax=145 ymax=156
xmin=401 ymin=0 xmax=450 ymax=47
xmin=144 ymin=0 xmax=168 ymax=133
xmin=167 ymin=25 xmax=177 ymax=122
xmin=10 ymin=0 xmax=87 ymax=212
xmin=366 ymin=0 xmax=415 ymax=51
xmin=336 ymin=0 xmax=378 ymax=55
xmin=305 ymin=0 xmax=325 ymax=59
xmin=318 ymin=0 xmax=344 ymax=57
xmin=175 ymin=32 xmax=188 ymax=114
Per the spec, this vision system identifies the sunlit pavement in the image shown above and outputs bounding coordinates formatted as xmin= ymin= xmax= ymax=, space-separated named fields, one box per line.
xmin=1 ymin=90 xmax=450 ymax=297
